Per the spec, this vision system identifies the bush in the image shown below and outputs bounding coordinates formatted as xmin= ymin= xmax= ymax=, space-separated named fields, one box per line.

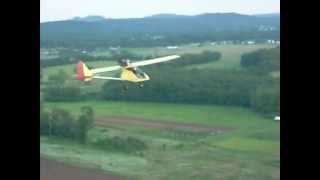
xmin=50 ymin=108 xmax=78 ymax=139
xmin=93 ymin=136 xmax=147 ymax=154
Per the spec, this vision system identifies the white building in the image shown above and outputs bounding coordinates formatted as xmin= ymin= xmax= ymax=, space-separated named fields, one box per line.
xmin=166 ymin=46 xmax=178 ymax=49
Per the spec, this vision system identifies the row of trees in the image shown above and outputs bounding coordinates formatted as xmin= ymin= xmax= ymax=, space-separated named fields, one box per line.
xmin=40 ymin=106 xmax=94 ymax=143
xmin=40 ymin=104 xmax=147 ymax=154
xmin=240 ymin=46 xmax=280 ymax=73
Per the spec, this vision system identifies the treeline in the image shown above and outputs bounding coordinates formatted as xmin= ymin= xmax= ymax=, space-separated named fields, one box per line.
xmin=100 ymin=68 xmax=279 ymax=115
xmin=241 ymin=46 xmax=280 ymax=73
xmin=165 ymin=51 xmax=221 ymax=67
xmin=102 ymin=68 xmax=255 ymax=105
xmin=41 ymin=31 xmax=279 ymax=49
xmin=40 ymin=106 xmax=94 ymax=143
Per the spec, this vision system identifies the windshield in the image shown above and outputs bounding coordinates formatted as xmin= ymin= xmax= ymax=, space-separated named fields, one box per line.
xmin=132 ymin=67 xmax=146 ymax=78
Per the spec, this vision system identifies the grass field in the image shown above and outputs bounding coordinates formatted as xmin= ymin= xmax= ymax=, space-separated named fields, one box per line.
xmin=41 ymin=101 xmax=280 ymax=180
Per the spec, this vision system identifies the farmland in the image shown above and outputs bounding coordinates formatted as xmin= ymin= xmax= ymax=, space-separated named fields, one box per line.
xmin=41 ymin=101 xmax=280 ymax=179
xmin=40 ymin=43 xmax=280 ymax=180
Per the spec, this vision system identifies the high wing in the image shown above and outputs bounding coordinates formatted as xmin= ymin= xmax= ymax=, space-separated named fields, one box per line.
xmin=130 ymin=55 xmax=180 ymax=67
xmin=91 ymin=65 xmax=121 ymax=74
xmin=87 ymin=55 xmax=180 ymax=75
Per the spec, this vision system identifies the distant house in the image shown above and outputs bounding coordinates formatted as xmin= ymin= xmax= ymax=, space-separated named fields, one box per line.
xmin=274 ymin=116 xmax=280 ymax=121
xmin=247 ymin=40 xmax=255 ymax=45
xmin=109 ymin=46 xmax=121 ymax=52
xmin=190 ymin=43 xmax=200 ymax=47
xmin=166 ymin=46 xmax=178 ymax=49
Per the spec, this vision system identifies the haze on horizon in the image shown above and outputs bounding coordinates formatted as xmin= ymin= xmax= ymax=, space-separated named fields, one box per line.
xmin=41 ymin=0 xmax=280 ymax=22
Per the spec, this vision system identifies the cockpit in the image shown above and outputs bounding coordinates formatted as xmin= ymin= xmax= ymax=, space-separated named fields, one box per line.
xmin=131 ymin=67 xmax=147 ymax=79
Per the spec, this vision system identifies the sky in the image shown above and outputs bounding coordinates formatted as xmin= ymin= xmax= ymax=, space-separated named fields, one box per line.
xmin=40 ymin=0 xmax=280 ymax=22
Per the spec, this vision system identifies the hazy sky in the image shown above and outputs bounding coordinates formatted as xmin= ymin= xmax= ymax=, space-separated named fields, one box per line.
xmin=41 ymin=0 xmax=280 ymax=22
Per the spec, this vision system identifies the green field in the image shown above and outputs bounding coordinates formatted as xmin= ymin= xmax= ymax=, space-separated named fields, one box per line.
xmin=102 ymin=44 xmax=277 ymax=70
xmin=41 ymin=101 xmax=280 ymax=180
xmin=42 ymin=44 xmax=277 ymax=80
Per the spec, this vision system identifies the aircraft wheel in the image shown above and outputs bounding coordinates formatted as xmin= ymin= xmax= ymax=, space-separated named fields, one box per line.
xmin=121 ymin=85 xmax=128 ymax=92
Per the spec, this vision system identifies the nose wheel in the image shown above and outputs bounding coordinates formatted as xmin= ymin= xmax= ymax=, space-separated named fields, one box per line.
xmin=121 ymin=84 xmax=129 ymax=92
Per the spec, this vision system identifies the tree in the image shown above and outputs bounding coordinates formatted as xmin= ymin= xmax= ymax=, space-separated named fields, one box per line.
xmin=251 ymin=83 xmax=280 ymax=116
xmin=240 ymin=47 xmax=280 ymax=73
xmin=50 ymin=108 xmax=77 ymax=139
xmin=77 ymin=106 xmax=94 ymax=143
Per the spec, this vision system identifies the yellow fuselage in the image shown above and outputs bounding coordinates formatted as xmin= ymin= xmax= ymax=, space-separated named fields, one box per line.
xmin=120 ymin=68 xmax=150 ymax=82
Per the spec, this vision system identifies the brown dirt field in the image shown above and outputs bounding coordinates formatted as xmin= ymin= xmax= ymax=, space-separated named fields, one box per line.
xmin=40 ymin=157 xmax=128 ymax=180
xmin=96 ymin=116 xmax=232 ymax=133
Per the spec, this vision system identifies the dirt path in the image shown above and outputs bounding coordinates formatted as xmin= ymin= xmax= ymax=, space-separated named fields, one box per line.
xmin=96 ymin=116 xmax=232 ymax=133
xmin=40 ymin=157 xmax=127 ymax=180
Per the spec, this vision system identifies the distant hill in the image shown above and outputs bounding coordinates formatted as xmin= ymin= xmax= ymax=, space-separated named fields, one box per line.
xmin=72 ymin=15 xmax=107 ymax=22
xmin=41 ymin=13 xmax=280 ymax=48
xmin=254 ymin=13 xmax=280 ymax=17
xmin=145 ymin=13 xmax=190 ymax=19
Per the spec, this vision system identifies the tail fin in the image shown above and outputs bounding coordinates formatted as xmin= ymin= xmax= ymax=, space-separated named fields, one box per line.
xmin=77 ymin=60 xmax=93 ymax=81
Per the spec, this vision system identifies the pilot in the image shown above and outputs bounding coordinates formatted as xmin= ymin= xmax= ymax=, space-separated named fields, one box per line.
xmin=118 ymin=59 xmax=130 ymax=67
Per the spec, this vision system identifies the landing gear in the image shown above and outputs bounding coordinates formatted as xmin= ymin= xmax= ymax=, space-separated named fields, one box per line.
xmin=121 ymin=84 xmax=129 ymax=93
xmin=138 ymin=83 xmax=144 ymax=88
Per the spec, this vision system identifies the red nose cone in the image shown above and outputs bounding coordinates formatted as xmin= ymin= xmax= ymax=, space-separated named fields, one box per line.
xmin=77 ymin=61 xmax=85 ymax=81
